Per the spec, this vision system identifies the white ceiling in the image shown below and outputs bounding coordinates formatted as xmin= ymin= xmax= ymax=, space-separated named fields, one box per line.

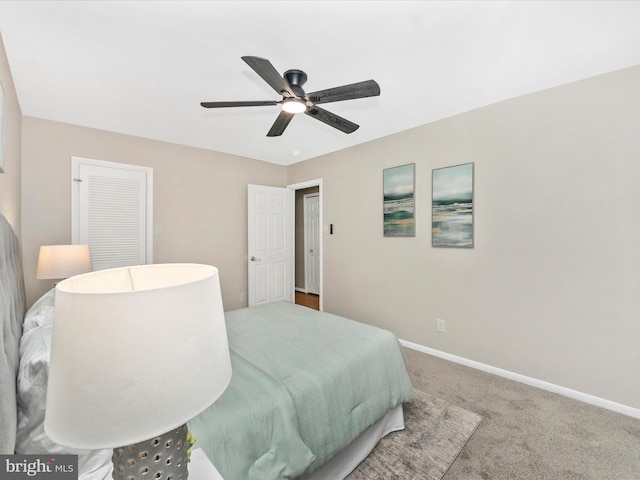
xmin=1 ymin=1 xmax=640 ymax=166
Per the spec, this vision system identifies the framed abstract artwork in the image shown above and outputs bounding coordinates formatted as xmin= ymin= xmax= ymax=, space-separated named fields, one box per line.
xmin=432 ymin=162 xmax=474 ymax=247
xmin=383 ymin=163 xmax=415 ymax=237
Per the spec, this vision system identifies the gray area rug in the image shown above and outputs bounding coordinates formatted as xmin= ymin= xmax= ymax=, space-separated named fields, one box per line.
xmin=347 ymin=390 xmax=482 ymax=479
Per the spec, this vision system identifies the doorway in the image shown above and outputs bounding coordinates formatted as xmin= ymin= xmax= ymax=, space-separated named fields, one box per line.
xmin=289 ymin=179 xmax=322 ymax=311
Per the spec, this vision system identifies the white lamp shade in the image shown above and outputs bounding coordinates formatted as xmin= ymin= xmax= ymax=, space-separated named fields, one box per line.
xmin=36 ymin=244 xmax=92 ymax=279
xmin=44 ymin=263 xmax=232 ymax=449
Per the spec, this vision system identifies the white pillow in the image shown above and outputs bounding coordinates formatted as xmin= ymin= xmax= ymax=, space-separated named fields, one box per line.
xmin=22 ymin=288 xmax=55 ymax=333
xmin=16 ymin=291 xmax=113 ymax=480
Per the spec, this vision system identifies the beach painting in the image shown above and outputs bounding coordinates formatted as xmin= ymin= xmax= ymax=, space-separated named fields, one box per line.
xmin=383 ymin=163 xmax=415 ymax=237
xmin=432 ymin=162 xmax=474 ymax=247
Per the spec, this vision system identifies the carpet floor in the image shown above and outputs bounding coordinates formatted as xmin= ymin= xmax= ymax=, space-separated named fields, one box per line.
xmin=347 ymin=390 xmax=482 ymax=479
xmin=404 ymin=348 xmax=640 ymax=480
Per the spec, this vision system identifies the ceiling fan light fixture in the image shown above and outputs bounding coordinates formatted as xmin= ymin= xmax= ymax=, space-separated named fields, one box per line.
xmin=282 ymin=98 xmax=307 ymax=114
xmin=201 ymin=56 xmax=380 ymax=136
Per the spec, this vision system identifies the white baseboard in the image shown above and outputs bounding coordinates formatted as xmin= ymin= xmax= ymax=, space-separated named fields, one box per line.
xmin=400 ymin=339 xmax=640 ymax=420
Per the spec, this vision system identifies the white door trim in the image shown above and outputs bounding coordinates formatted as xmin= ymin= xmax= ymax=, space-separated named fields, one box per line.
xmin=287 ymin=179 xmax=323 ymax=311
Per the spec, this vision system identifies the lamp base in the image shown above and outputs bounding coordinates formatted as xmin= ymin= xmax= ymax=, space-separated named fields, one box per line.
xmin=112 ymin=424 xmax=189 ymax=480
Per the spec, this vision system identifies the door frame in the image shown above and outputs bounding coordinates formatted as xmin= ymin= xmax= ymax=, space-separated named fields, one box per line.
xmin=288 ymin=178 xmax=323 ymax=311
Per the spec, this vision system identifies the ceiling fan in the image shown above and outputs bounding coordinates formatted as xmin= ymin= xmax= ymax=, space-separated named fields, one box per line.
xmin=200 ymin=56 xmax=381 ymax=137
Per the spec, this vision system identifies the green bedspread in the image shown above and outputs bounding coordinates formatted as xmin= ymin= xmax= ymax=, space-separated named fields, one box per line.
xmin=188 ymin=302 xmax=414 ymax=480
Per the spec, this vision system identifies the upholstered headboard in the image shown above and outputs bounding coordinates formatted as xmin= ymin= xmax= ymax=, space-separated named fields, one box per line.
xmin=0 ymin=213 xmax=26 ymax=453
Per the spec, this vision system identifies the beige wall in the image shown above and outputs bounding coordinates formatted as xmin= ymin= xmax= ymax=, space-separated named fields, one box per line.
xmin=21 ymin=117 xmax=286 ymax=309
xmin=0 ymin=33 xmax=22 ymax=234
xmin=288 ymin=65 xmax=640 ymax=410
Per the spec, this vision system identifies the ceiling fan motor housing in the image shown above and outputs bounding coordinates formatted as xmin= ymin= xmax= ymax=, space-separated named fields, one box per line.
xmin=284 ymin=69 xmax=307 ymax=98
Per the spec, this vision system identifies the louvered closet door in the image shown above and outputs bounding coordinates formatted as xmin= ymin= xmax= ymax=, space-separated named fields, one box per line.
xmin=73 ymin=158 xmax=152 ymax=271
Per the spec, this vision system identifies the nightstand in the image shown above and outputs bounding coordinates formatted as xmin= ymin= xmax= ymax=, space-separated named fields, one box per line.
xmin=189 ymin=448 xmax=224 ymax=480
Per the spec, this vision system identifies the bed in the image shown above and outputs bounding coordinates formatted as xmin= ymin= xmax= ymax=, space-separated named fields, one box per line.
xmin=0 ymin=212 xmax=414 ymax=479
xmin=0 ymin=213 xmax=26 ymax=456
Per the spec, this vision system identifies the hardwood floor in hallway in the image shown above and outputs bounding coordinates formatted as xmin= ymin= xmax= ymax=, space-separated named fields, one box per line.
xmin=295 ymin=291 xmax=320 ymax=310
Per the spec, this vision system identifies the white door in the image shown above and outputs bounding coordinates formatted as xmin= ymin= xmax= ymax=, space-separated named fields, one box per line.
xmin=72 ymin=157 xmax=153 ymax=270
xmin=247 ymin=184 xmax=292 ymax=306
xmin=304 ymin=193 xmax=320 ymax=295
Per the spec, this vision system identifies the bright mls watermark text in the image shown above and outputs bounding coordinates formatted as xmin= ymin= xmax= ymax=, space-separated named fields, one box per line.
xmin=1 ymin=455 xmax=77 ymax=479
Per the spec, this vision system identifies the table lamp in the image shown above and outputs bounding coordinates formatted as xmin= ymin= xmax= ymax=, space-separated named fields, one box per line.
xmin=36 ymin=244 xmax=92 ymax=280
xmin=44 ymin=263 xmax=232 ymax=480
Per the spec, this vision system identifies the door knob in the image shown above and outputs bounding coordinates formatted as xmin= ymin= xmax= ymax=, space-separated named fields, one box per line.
xmin=250 ymin=256 xmax=261 ymax=262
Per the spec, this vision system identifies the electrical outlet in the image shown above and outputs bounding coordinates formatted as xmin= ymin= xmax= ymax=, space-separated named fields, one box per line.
xmin=436 ymin=318 xmax=445 ymax=333
xmin=240 ymin=292 xmax=246 ymax=302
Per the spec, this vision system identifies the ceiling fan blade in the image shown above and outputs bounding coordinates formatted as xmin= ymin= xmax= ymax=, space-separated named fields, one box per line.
xmin=200 ymin=100 xmax=278 ymax=108
xmin=267 ymin=111 xmax=295 ymax=137
xmin=242 ymin=56 xmax=294 ymax=98
xmin=307 ymin=79 xmax=380 ymax=105
xmin=305 ymin=106 xmax=359 ymax=134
